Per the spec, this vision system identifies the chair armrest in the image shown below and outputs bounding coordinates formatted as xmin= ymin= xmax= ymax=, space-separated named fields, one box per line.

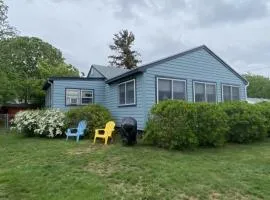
xmin=66 ymin=128 xmax=78 ymax=134
xmin=95 ymin=129 xmax=105 ymax=134
xmin=68 ymin=128 xmax=77 ymax=131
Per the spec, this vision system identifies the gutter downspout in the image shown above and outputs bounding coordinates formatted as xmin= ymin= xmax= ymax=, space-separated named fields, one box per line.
xmin=245 ymin=81 xmax=249 ymax=100
xmin=47 ymin=80 xmax=53 ymax=108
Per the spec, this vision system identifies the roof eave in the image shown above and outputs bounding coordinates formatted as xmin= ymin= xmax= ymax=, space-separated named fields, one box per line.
xmin=42 ymin=79 xmax=53 ymax=90
xmin=106 ymin=68 xmax=145 ymax=84
xmin=86 ymin=65 xmax=93 ymax=77
xmin=42 ymin=76 xmax=106 ymax=90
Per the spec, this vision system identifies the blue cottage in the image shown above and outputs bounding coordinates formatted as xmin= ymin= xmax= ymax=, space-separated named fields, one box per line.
xmin=43 ymin=45 xmax=248 ymax=130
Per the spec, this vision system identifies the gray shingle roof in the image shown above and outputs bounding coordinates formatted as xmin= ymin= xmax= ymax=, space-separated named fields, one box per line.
xmin=91 ymin=64 xmax=129 ymax=79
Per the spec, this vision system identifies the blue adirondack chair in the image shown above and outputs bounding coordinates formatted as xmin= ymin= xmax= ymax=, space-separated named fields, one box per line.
xmin=66 ymin=120 xmax=87 ymax=142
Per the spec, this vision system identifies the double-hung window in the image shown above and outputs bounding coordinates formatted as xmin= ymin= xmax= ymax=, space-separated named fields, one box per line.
xmin=222 ymin=84 xmax=240 ymax=101
xmin=81 ymin=90 xmax=94 ymax=104
xmin=157 ymin=77 xmax=186 ymax=102
xmin=66 ymin=89 xmax=94 ymax=106
xmin=119 ymin=79 xmax=136 ymax=105
xmin=194 ymin=81 xmax=216 ymax=103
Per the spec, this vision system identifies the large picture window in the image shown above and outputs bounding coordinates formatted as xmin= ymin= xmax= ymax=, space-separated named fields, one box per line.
xmin=194 ymin=82 xmax=216 ymax=103
xmin=222 ymin=84 xmax=240 ymax=101
xmin=66 ymin=89 xmax=94 ymax=106
xmin=157 ymin=77 xmax=186 ymax=102
xmin=118 ymin=79 xmax=136 ymax=105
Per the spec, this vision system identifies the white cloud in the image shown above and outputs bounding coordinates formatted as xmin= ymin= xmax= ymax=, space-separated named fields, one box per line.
xmin=5 ymin=0 xmax=270 ymax=77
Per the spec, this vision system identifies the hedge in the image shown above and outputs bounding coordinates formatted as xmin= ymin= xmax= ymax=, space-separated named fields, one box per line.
xmin=195 ymin=103 xmax=229 ymax=147
xmin=144 ymin=100 xmax=269 ymax=150
xmin=221 ymin=102 xmax=267 ymax=143
xmin=65 ymin=104 xmax=113 ymax=137
xmin=143 ymin=101 xmax=229 ymax=149
xmin=143 ymin=101 xmax=198 ymax=149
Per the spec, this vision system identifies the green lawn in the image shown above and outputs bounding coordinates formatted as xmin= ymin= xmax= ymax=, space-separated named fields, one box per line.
xmin=0 ymin=132 xmax=270 ymax=200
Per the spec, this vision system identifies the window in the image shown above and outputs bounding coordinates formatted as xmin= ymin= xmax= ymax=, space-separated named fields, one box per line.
xmin=66 ymin=89 xmax=80 ymax=105
xmin=66 ymin=89 xmax=94 ymax=106
xmin=157 ymin=77 xmax=186 ymax=102
xmin=222 ymin=85 xmax=240 ymax=101
xmin=119 ymin=79 xmax=136 ymax=105
xmin=195 ymin=83 xmax=205 ymax=102
xmin=194 ymin=82 xmax=216 ymax=103
xmin=81 ymin=90 xmax=93 ymax=105
xmin=223 ymin=85 xmax=231 ymax=101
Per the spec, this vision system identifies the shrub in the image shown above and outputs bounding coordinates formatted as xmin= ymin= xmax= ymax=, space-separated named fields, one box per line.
xmin=144 ymin=101 xmax=198 ymax=150
xmin=144 ymin=101 xmax=229 ymax=150
xmin=65 ymin=104 xmax=113 ymax=137
xmin=256 ymin=102 xmax=270 ymax=137
xmin=195 ymin=103 xmax=229 ymax=147
xmin=12 ymin=109 xmax=66 ymax=137
xmin=221 ymin=102 xmax=267 ymax=143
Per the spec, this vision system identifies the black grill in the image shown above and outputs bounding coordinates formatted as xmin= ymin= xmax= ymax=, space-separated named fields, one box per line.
xmin=120 ymin=117 xmax=137 ymax=146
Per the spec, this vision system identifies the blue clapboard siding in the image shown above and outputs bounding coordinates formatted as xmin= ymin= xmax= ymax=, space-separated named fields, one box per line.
xmin=105 ymin=74 xmax=145 ymax=130
xmin=142 ymin=48 xmax=246 ymax=128
xmin=52 ymin=80 xmax=105 ymax=109
xmin=45 ymin=47 xmax=247 ymax=130
xmin=105 ymin=48 xmax=246 ymax=130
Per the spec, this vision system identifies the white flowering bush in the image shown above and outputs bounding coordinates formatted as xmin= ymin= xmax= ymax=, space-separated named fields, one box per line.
xmin=12 ymin=109 xmax=66 ymax=138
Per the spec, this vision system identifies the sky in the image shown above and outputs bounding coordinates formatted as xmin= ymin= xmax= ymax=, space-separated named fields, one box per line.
xmin=5 ymin=0 xmax=270 ymax=77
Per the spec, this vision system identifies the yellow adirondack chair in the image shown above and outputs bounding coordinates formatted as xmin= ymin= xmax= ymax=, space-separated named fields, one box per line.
xmin=93 ymin=121 xmax=115 ymax=145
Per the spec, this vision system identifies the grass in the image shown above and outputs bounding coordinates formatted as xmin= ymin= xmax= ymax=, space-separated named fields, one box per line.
xmin=0 ymin=131 xmax=270 ymax=200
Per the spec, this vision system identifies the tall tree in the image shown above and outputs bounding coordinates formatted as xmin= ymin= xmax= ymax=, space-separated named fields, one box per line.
xmin=109 ymin=29 xmax=141 ymax=69
xmin=0 ymin=36 xmax=79 ymax=105
xmin=244 ymin=73 xmax=270 ymax=99
xmin=0 ymin=0 xmax=16 ymax=39
xmin=0 ymin=71 xmax=16 ymax=104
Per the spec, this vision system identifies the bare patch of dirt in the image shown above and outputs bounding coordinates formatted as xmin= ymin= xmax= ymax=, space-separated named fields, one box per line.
xmin=84 ymin=155 xmax=140 ymax=177
xmin=66 ymin=144 xmax=110 ymax=155
xmin=209 ymin=192 xmax=221 ymax=200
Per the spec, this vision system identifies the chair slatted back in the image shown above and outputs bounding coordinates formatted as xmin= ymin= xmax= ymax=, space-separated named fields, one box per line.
xmin=77 ymin=120 xmax=87 ymax=133
xmin=104 ymin=121 xmax=115 ymax=137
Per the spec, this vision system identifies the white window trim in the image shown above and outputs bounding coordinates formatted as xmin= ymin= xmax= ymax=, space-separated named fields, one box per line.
xmin=81 ymin=90 xmax=94 ymax=105
xmin=118 ymin=79 xmax=136 ymax=106
xmin=66 ymin=88 xmax=94 ymax=106
xmin=222 ymin=84 xmax=240 ymax=101
xmin=193 ymin=81 xmax=217 ymax=103
xmin=66 ymin=89 xmax=80 ymax=106
xmin=156 ymin=77 xmax=187 ymax=103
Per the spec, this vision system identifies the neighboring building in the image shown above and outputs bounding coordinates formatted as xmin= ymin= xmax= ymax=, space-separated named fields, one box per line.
xmin=43 ymin=45 xmax=248 ymax=130
xmin=247 ymin=98 xmax=270 ymax=104
xmin=0 ymin=103 xmax=37 ymax=116
xmin=0 ymin=103 xmax=38 ymax=128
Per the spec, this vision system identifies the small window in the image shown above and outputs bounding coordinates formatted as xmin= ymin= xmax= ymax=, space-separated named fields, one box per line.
xmin=66 ymin=89 xmax=94 ymax=106
xmin=194 ymin=82 xmax=216 ymax=103
xmin=173 ymin=81 xmax=186 ymax=100
xmin=158 ymin=79 xmax=172 ymax=101
xmin=119 ymin=84 xmax=126 ymax=105
xmin=206 ymin=84 xmax=216 ymax=102
xmin=66 ymin=89 xmax=80 ymax=106
xmin=232 ymin=87 xmax=240 ymax=100
xmin=222 ymin=85 xmax=240 ymax=101
xmin=157 ymin=78 xmax=186 ymax=102
xmin=223 ymin=86 xmax=231 ymax=101
xmin=118 ymin=79 xmax=136 ymax=105
xmin=81 ymin=90 xmax=93 ymax=105
xmin=195 ymin=83 xmax=205 ymax=102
